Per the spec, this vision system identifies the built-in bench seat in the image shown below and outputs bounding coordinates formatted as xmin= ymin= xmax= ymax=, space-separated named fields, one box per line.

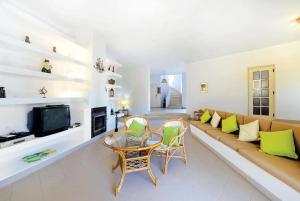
xmin=190 ymin=108 xmax=300 ymax=196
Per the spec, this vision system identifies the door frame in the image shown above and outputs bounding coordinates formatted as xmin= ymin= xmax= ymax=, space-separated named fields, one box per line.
xmin=248 ymin=64 xmax=275 ymax=118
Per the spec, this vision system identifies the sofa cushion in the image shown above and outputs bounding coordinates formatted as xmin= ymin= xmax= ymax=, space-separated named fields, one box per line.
xmin=239 ymin=148 xmax=300 ymax=192
xmin=210 ymin=112 xmax=221 ymax=128
xmin=219 ymin=134 xmax=259 ymax=151
xmin=214 ymin=110 xmax=227 ymax=119
xmin=259 ymin=129 xmax=298 ymax=159
xmin=200 ymin=110 xmax=211 ymax=123
xmin=207 ymin=109 xmax=215 ymax=116
xmin=190 ymin=121 xmax=218 ymax=132
xmin=238 ymin=120 xmax=260 ymax=142
xmin=271 ymin=120 xmax=300 ymax=156
xmin=243 ymin=116 xmax=272 ymax=131
xmin=222 ymin=115 xmax=239 ymax=133
xmin=206 ymin=129 xmax=224 ymax=140
xmin=225 ymin=113 xmax=244 ymax=126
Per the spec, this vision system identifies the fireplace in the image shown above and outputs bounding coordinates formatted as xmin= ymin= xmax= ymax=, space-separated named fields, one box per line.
xmin=91 ymin=107 xmax=107 ymax=138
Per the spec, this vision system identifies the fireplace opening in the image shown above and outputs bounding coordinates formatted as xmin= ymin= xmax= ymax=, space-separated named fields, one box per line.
xmin=91 ymin=107 xmax=107 ymax=138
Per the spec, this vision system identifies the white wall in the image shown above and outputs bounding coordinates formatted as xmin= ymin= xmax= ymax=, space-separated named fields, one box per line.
xmin=187 ymin=40 xmax=300 ymax=120
xmin=120 ymin=65 xmax=150 ymax=115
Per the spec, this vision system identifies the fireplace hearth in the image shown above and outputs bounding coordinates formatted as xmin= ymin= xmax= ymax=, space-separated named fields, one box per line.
xmin=91 ymin=107 xmax=107 ymax=138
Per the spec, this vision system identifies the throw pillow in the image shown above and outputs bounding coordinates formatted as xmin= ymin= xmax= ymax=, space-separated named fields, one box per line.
xmin=259 ymin=129 xmax=298 ymax=159
xmin=200 ymin=110 xmax=211 ymax=124
xmin=128 ymin=120 xmax=146 ymax=137
xmin=222 ymin=114 xmax=239 ymax=133
xmin=210 ymin=112 xmax=221 ymax=128
xmin=238 ymin=120 xmax=259 ymax=141
xmin=163 ymin=126 xmax=180 ymax=146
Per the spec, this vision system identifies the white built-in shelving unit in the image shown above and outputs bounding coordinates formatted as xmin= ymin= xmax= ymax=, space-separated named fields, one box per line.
xmin=0 ymin=1 xmax=92 ymax=187
xmin=104 ymin=59 xmax=123 ymax=102
xmin=0 ymin=33 xmax=90 ymax=67
xmin=105 ymin=84 xmax=122 ymax=89
xmin=104 ymin=71 xmax=122 ymax=78
xmin=0 ymin=64 xmax=87 ymax=83
xmin=0 ymin=97 xmax=86 ymax=105
xmin=0 ymin=126 xmax=90 ymax=187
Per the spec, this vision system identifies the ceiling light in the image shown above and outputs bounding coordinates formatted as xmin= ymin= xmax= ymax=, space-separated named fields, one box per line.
xmin=297 ymin=17 xmax=300 ymax=24
xmin=161 ymin=78 xmax=168 ymax=84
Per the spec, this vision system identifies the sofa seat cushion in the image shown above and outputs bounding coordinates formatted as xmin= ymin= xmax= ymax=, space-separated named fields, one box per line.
xmin=190 ymin=121 xmax=218 ymax=132
xmin=219 ymin=134 xmax=259 ymax=151
xmin=206 ymin=129 xmax=224 ymax=140
xmin=239 ymin=148 xmax=300 ymax=192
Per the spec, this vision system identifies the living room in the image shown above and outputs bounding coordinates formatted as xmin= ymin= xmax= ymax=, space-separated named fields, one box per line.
xmin=0 ymin=0 xmax=299 ymax=201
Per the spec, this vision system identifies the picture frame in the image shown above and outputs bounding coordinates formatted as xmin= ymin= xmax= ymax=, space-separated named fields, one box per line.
xmin=200 ymin=82 xmax=208 ymax=93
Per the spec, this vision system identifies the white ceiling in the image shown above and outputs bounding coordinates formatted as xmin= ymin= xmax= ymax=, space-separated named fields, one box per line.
xmin=11 ymin=0 xmax=300 ymax=74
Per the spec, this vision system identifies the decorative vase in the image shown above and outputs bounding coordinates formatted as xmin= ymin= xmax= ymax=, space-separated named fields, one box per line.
xmin=109 ymin=88 xmax=115 ymax=97
xmin=108 ymin=79 xmax=115 ymax=85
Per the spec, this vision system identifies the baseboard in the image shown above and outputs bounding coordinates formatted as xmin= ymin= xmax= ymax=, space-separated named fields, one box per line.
xmin=190 ymin=125 xmax=300 ymax=201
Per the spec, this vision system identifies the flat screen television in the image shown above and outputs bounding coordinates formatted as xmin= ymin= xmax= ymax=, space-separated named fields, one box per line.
xmin=32 ymin=105 xmax=70 ymax=137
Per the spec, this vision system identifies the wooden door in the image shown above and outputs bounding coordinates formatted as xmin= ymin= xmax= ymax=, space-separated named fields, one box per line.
xmin=248 ymin=65 xmax=275 ymax=118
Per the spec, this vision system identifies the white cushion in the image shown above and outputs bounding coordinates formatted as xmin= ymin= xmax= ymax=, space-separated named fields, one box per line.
xmin=210 ymin=112 xmax=221 ymax=128
xmin=238 ymin=120 xmax=259 ymax=141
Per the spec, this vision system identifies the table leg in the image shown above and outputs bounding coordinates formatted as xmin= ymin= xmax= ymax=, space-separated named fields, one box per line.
xmin=115 ymin=171 xmax=125 ymax=195
xmin=147 ymin=151 xmax=158 ymax=185
xmin=112 ymin=157 xmax=120 ymax=172
xmin=147 ymin=167 xmax=158 ymax=185
xmin=115 ymin=154 xmax=126 ymax=195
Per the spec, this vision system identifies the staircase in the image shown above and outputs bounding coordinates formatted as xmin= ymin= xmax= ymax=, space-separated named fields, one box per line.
xmin=167 ymin=87 xmax=182 ymax=109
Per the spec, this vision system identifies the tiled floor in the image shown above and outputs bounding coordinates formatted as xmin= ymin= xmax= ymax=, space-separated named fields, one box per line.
xmin=0 ymin=124 xmax=270 ymax=201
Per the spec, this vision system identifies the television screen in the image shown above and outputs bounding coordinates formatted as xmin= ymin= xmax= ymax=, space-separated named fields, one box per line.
xmin=42 ymin=108 xmax=70 ymax=132
xmin=32 ymin=105 xmax=70 ymax=137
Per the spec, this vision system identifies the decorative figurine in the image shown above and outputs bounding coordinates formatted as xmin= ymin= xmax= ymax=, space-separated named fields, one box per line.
xmin=25 ymin=36 xmax=30 ymax=44
xmin=108 ymin=65 xmax=111 ymax=71
xmin=0 ymin=87 xmax=6 ymax=98
xmin=112 ymin=66 xmax=115 ymax=72
xmin=39 ymin=87 xmax=48 ymax=98
xmin=94 ymin=58 xmax=105 ymax=73
xmin=41 ymin=59 xmax=53 ymax=73
xmin=109 ymin=88 xmax=115 ymax=97
xmin=52 ymin=46 xmax=57 ymax=53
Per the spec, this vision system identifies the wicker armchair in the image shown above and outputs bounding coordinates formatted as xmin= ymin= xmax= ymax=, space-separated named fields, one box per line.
xmin=152 ymin=118 xmax=188 ymax=174
xmin=124 ymin=115 xmax=150 ymax=130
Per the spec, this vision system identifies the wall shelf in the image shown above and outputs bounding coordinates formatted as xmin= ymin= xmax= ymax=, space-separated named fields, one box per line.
xmin=104 ymin=58 xmax=122 ymax=68
xmin=0 ymin=126 xmax=87 ymax=186
xmin=106 ymin=84 xmax=122 ymax=89
xmin=0 ymin=65 xmax=87 ymax=83
xmin=108 ymin=97 xmax=121 ymax=101
xmin=0 ymin=97 xmax=86 ymax=105
xmin=0 ymin=33 xmax=90 ymax=67
xmin=104 ymin=71 xmax=122 ymax=78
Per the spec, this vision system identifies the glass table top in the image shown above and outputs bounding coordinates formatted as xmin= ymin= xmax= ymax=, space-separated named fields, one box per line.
xmin=104 ymin=130 xmax=162 ymax=150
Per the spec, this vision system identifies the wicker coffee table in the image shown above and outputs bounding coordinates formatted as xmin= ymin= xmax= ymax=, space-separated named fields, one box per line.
xmin=104 ymin=130 xmax=162 ymax=195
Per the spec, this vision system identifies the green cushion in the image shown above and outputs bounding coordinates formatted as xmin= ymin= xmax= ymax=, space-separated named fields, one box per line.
xmin=163 ymin=126 xmax=180 ymax=146
xmin=259 ymin=129 xmax=298 ymax=159
xmin=200 ymin=111 xmax=211 ymax=123
xmin=128 ymin=120 xmax=146 ymax=137
xmin=222 ymin=114 xmax=239 ymax=133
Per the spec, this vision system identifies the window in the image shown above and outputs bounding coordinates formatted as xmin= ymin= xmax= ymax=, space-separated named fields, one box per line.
xmin=248 ymin=65 xmax=275 ymax=118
